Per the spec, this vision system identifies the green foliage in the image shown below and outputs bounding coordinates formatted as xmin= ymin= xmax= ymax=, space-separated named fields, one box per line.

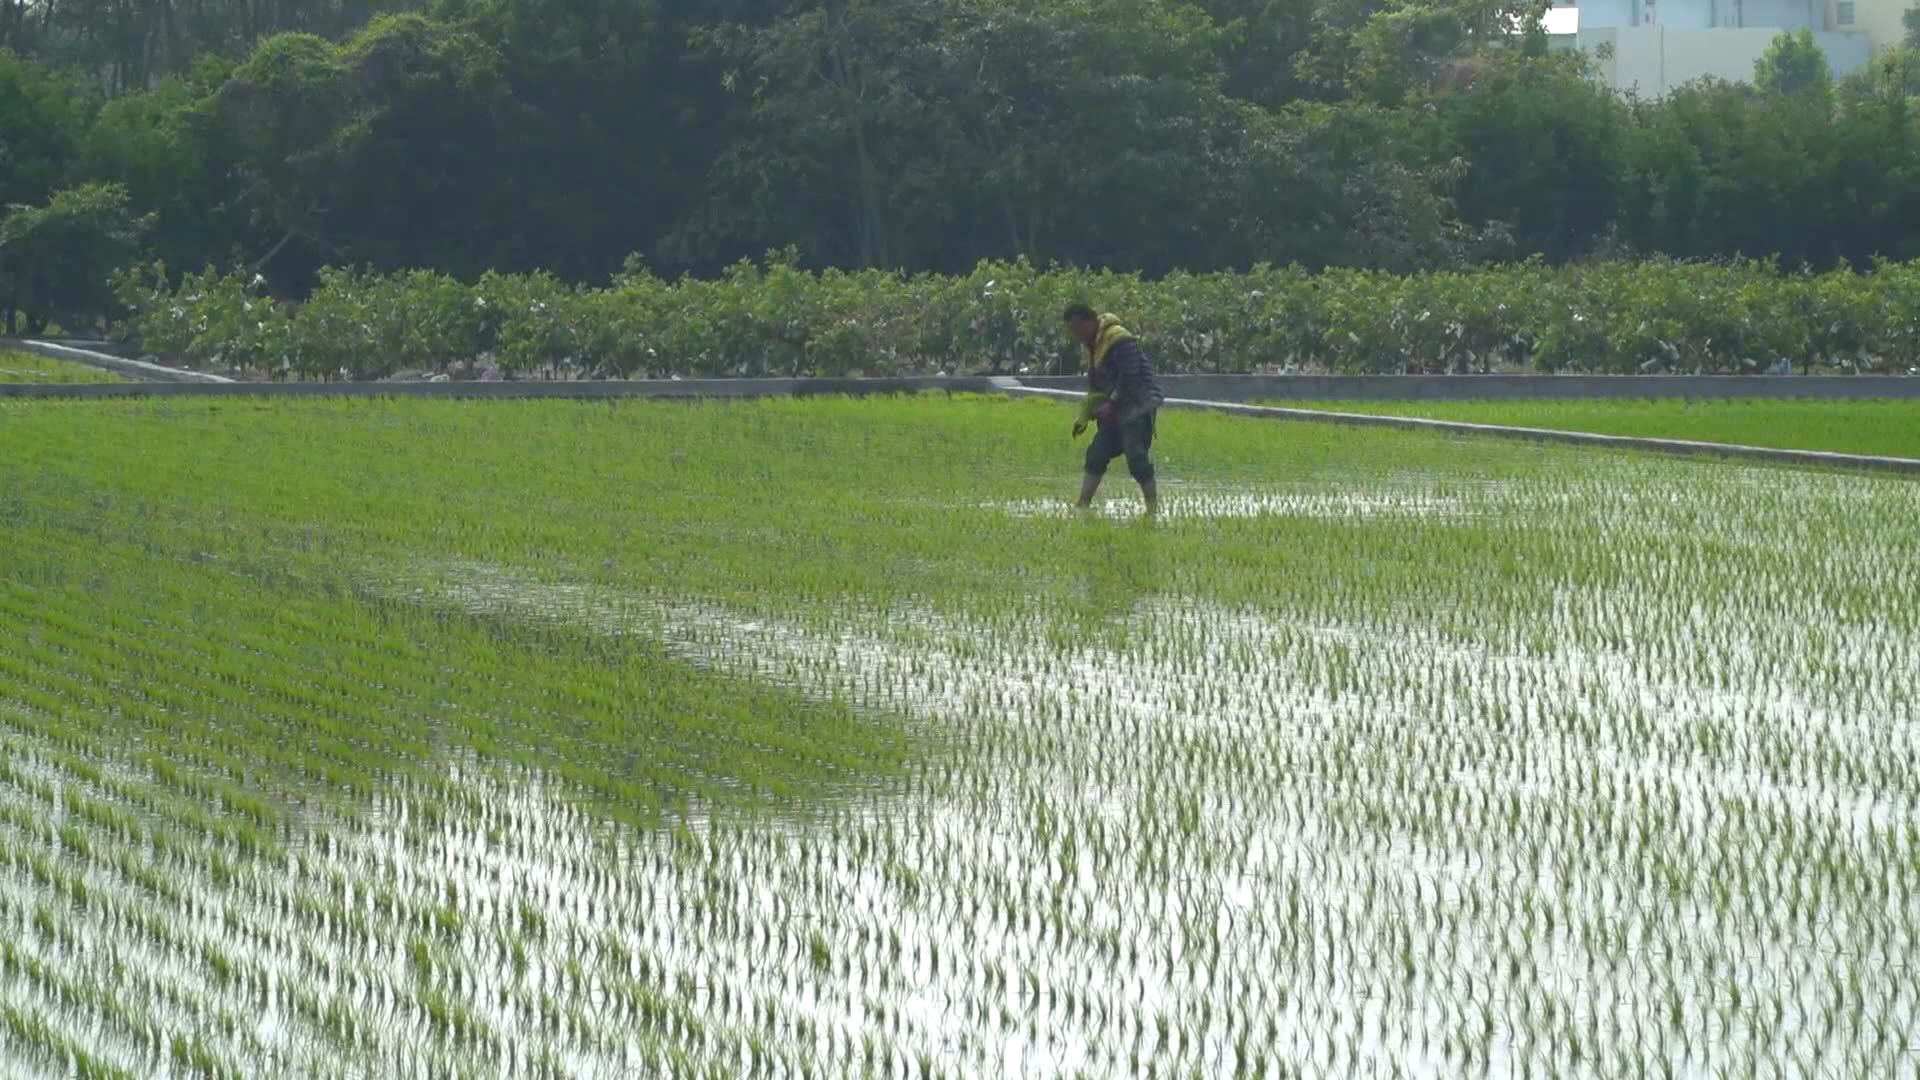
xmin=79 ymin=76 xmax=248 ymax=279
xmin=208 ymin=19 xmax=518 ymax=286
xmin=215 ymin=33 xmax=357 ymax=277
xmin=475 ymin=269 xmax=593 ymax=378
xmin=1754 ymin=28 xmax=1831 ymax=101
xmin=0 ymin=51 xmax=88 ymax=210
xmin=0 ymin=183 xmax=151 ymax=336
xmin=686 ymin=0 xmax=1241 ymax=276
xmin=325 ymin=16 xmax=521 ymax=280
xmin=17 ymin=0 xmax=1920 ymax=292
xmin=1612 ymin=76 xmax=1904 ymax=269
xmin=1842 ymin=46 xmax=1920 ymax=101
xmin=1436 ymin=53 xmax=1624 ymax=261
xmin=112 ymin=253 xmax=1920 ymax=379
xmin=112 ymin=263 xmax=293 ymax=374
xmin=1348 ymin=2 xmax=1471 ymax=105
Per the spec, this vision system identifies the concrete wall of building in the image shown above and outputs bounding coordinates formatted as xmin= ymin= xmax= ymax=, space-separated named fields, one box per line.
xmin=1572 ymin=0 xmax=1907 ymax=38
xmin=1579 ymin=0 xmax=1826 ymax=30
xmin=1734 ymin=0 xmax=1820 ymax=29
xmin=1582 ymin=0 xmax=1636 ymax=26
xmin=1835 ymin=0 xmax=1907 ymax=50
xmin=1567 ymin=24 xmax=1871 ymax=94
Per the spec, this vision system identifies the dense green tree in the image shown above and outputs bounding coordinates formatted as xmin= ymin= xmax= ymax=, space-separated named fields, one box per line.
xmin=13 ymin=0 xmax=1920 ymax=293
xmin=203 ymin=15 xmax=523 ymax=286
xmin=1753 ymin=27 xmax=1830 ymax=101
xmin=1435 ymin=51 xmax=1626 ymax=260
xmin=432 ymin=0 xmax=746 ymax=279
xmin=79 ymin=61 xmax=250 ymax=276
xmin=0 ymin=182 xmax=150 ymax=333
xmin=1823 ymin=63 xmax=1920 ymax=265
xmin=213 ymin=32 xmax=355 ymax=276
xmin=1619 ymin=78 xmax=1832 ymax=266
xmin=13 ymin=0 xmax=427 ymax=92
xmin=0 ymin=50 xmax=88 ymax=209
xmin=1293 ymin=0 xmax=1542 ymax=103
xmin=682 ymin=0 xmax=1244 ymax=274
xmin=323 ymin=15 xmax=523 ymax=279
xmin=1840 ymin=45 xmax=1920 ymax=102
xmin=1226 ymin=100 xmax=1493 ymax=272
xmin=1193 ymin=0 xmax=1317 ymax=106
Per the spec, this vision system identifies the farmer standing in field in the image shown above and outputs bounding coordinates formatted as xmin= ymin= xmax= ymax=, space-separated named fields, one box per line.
xmin=1065 ymin=303 xmax=1164 ymax=514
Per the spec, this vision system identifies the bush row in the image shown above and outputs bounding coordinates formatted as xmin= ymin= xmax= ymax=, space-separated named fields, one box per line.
xmin=112 ymin=256 xmax=1920 ymax=380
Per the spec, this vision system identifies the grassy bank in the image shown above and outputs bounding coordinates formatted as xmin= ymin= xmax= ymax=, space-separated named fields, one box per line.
xmin=1264 ymin=397 xmax=1920 ymax=458
xmin=0 ymin=349 xmax=123 ymax=383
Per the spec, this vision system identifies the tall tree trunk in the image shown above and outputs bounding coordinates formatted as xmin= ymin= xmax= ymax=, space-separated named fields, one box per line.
xmin=851 ymin=120 xmax=885 ymax=268
xmin=831 ymin=35 xmax=887 ymax=269
xmin=158 ymin=0 xmax=179 ymax=80
xmin=253 ymin=226 xmax=300 ymax=272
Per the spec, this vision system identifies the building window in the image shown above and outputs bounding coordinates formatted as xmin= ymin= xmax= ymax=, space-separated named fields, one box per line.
xmin=1836 ymin=0 xmax=1854 ymax=23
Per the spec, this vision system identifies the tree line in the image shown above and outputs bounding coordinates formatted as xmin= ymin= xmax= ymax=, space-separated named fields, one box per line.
xmin=6 ymin=0 xmax=1920 ymax=334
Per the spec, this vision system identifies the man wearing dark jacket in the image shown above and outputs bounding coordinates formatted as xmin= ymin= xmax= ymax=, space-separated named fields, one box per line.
xmin=1065 ymin=303 xmax=1164 ymax=514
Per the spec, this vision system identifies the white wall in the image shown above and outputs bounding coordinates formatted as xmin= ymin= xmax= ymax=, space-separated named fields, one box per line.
xmin=1579 ymin=0 xmax=1881 ymax=34
xmin=1581 ymin=0 xmax=1636 ymax=26
xmin=1736 ymin=0 xmax=1818 ymax=28
xmin=1648 ymin=0 xmax=1718 ymax=30
xmin=1834 ymin=0 xmax=1907 ymax=50
xmin=1569 ymin=25 xmax=1873 ymax=95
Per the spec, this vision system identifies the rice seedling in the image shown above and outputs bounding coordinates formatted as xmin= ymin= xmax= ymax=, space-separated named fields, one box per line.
xmin=0 ymin=394 xmax=1916 ymax=1076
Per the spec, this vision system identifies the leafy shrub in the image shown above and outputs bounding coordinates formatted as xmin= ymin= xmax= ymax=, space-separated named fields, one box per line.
xmin=113 ymin=255 xmax=1920 ymax=379
xmin=116 ymin=263 xmax=294 ymax=375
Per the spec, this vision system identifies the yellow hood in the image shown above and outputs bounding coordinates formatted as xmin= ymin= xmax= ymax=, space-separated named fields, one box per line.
xmin=1089 ymin=314 xmax=1131 ymax=371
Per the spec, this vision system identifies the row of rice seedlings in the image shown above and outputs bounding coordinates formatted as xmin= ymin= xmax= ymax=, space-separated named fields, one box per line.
xmin=0 ymin=717 xmax=684 ymax=1075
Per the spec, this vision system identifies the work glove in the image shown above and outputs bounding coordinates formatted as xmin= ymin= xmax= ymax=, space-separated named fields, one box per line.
xmin=1074 ymin=389 xmax=1107 ymax=438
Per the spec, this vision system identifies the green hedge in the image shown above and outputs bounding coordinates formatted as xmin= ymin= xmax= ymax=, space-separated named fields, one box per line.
xmin=112 ymin=255 xmax=1920 ymax=380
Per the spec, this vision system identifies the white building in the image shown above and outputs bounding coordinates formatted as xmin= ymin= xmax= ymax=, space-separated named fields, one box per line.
xmin=1545 ymin=0 xmax=1903 ymax=96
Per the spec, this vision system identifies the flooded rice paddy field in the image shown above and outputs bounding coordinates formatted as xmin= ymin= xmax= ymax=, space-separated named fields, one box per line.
xmin=2 ymin=396 xmax=1918 ymax=1078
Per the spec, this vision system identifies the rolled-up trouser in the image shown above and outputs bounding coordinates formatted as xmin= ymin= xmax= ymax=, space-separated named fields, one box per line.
xmin=1085 ymin=407 xmax=1156 ymax=482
